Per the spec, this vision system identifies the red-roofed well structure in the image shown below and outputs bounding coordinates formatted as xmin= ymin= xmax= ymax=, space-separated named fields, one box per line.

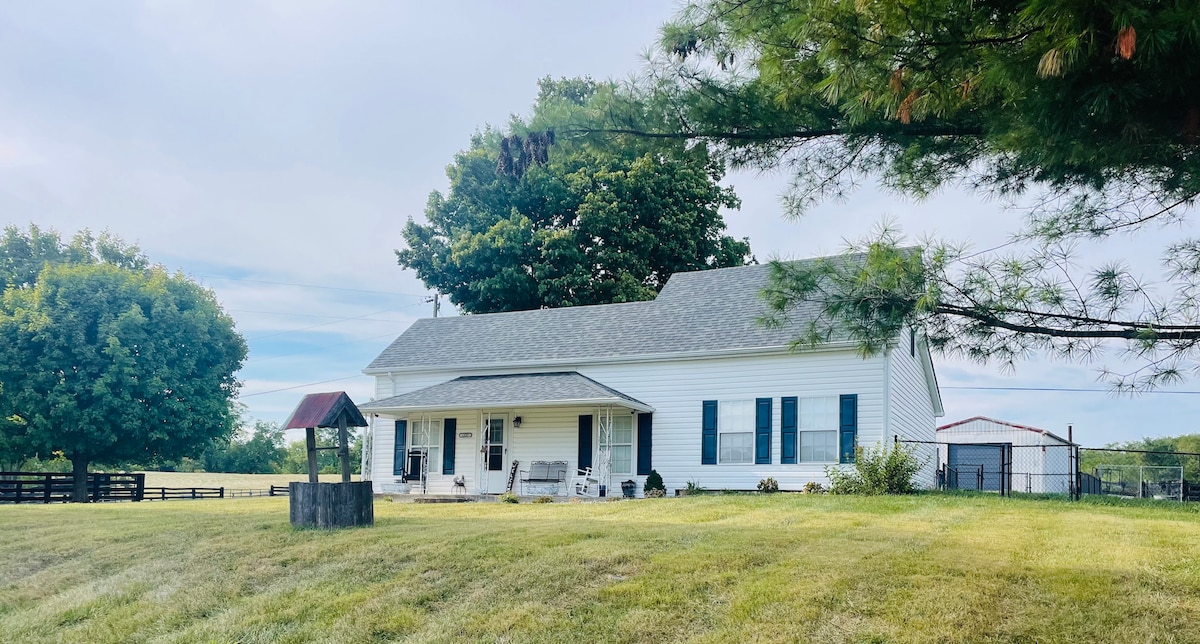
xmin=283 ymin=391 xmax=367 ymax=430
xmin=282 ymin=391 xmax=373 ymax=529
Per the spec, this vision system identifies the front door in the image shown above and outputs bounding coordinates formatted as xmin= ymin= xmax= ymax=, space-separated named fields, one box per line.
xmin=482 ymin=415 xmax=508 ymax=493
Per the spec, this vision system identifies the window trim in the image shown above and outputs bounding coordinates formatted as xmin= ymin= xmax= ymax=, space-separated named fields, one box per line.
xmin=406 ymin=415 xmax=444 ymax=476
xmin=599 ymin=411 xmax=635 ymax=476
xmin=797 ymin=396 xmax=840 ymax=464
xmin=717 ymin=399 xmax=756 ymax=465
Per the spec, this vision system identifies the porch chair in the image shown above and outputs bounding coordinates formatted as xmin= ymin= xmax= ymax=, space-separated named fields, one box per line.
xmin=571 ymin=467 xmax=601 ymax=498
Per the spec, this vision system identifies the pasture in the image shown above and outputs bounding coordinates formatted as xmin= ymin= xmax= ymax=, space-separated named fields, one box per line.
xmin=137 ymin=471 xmax=358 ymax=489
xmin=1 ymin=494 xmax=1198 ymax=643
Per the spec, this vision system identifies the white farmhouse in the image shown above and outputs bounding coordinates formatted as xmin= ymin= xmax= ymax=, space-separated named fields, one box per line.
xmin=936 ymin=416 xmax=1076 ymax=494
xmin=360 ymin=260 xmax=944 ymax=496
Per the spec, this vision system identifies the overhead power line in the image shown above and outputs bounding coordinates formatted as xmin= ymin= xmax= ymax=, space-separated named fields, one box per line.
xmin=197 ymin=274 xmax=429 ymax=298
xmin=944 ymin=386 xmax=1200 ymax=395
xmin=245 ymin=307 xmax=407 ymax=342
xmin=239 ymin=375 xmax=364 ymax=398
xmin=228 ymin=308 xmax=411 ymax=321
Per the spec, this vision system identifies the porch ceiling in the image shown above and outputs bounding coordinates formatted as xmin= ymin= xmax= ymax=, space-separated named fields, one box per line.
xmin=360 ymin=371 xmax=654 ymax=414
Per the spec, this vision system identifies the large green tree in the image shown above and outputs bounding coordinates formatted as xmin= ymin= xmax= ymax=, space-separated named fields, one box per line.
xmin=0 ymin=229 xmax=247 ymax=501
xmin=595 ymin=1 xmax=1200 ymax=389
xmin=398 ymin=78 xmax=752 ymax=313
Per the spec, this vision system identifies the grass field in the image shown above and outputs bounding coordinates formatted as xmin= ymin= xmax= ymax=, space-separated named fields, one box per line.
xmin=2 ymin=494 xmax=1199 ymax=643
xmin=137 ymin=471 xmax=358 ymax=489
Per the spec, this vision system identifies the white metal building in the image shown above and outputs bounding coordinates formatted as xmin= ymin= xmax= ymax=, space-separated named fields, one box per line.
xmin=936 ymin=417 xmax=1075 ymax=494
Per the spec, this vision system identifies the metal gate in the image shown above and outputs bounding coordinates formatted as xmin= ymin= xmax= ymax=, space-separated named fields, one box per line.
xmin=945 ymin=443 xmax=1012 ymax=495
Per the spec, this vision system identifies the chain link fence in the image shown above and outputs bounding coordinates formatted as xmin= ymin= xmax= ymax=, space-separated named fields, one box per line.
xmin=898 ymin=438 xmax=1200 ymax=502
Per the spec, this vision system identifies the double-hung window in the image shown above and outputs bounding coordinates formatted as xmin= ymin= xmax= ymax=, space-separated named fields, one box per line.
xmin=410 ymin=416 xmax=442 ymax=473
xmin=798 ymin=396 xmax=839 ymax=462
xmin=718 ymin=399 xmax=754 ymax=464
xmin=601 ymin=414 xmax=634 ymax=475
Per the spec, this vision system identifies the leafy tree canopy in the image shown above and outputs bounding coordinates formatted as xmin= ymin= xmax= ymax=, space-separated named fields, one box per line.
xmin=398 ymin=77 xmax=752 ymax=314
xmin=1 ymin=223 xmax=148 ymax=289
xmin=594 ymin=1 xmax=1200 ymax=389
xmin=0 ymin=229 xmax=247 ymax=500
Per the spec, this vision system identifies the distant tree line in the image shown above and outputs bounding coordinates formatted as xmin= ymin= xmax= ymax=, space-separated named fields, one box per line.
xmin=1081 ymin=435 xmax=1200 ymax=481
xmin=8 ymin=420 xmax=363 ymax=476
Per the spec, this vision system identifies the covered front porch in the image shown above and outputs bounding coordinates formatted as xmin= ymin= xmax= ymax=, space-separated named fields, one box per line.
xmin=360 ymin=372 xmax=653 ymax=497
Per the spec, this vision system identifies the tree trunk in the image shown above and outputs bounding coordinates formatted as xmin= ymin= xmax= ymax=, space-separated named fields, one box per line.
xmin=70 ymin=456 xmax=89 ymax=503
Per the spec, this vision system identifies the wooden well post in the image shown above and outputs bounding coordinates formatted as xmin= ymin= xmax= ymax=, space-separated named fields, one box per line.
xmin=283 ymin=392 xmax=373 ymax=529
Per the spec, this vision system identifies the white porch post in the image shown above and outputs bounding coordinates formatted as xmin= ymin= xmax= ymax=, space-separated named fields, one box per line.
xmin=361 ymin=415 xmax=374 ymax=482
xmin=478 ymin=411 xmax=491 ymax=495
xmin=596 ymin=405 xmax=613 ymax=496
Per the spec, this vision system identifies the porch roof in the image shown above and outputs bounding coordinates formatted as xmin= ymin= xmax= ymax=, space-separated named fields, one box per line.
xmin=360 ymin=371 xmax=654 ymax=413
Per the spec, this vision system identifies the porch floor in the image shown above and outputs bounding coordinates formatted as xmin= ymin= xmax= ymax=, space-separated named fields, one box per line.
xmin=379 ymin=493 xmax=624 ymax=503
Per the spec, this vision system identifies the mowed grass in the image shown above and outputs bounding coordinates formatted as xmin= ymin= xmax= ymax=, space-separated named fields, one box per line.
xmin=137 ymin=471 xmax=358 ymax=489
xmin=1 ymin=495 xmax=1199 ymax=643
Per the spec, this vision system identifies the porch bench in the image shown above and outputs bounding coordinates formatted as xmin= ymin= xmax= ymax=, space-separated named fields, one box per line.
xmin=520 ymin=460 xmax=568 ymax=495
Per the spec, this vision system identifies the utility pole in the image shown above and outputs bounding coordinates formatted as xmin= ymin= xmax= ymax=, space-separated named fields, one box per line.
xmin=424 ymin=292 xmax=441 ymax=318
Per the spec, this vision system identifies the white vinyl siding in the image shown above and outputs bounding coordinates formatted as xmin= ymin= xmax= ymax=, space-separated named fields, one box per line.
xmin=799 ymin=396 xmax=838 ymax=463
xmin=888 ymin=328 xmax=941 ymax=487
xmin=368 ymin=345 xmax=912 ymax=493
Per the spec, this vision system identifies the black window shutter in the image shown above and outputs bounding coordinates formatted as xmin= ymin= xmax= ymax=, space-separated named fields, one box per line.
xmin=839 ymin=394 xmax=858 ymax=464
xmin=578 ymin=415 xmax=593 ymax=470
xmin=781 ymin=396 xmax=797 ymax=464
xmin=392 ymin=420 xmax=407 ymax=476
xmin=701 ymin=400 xmax=718 ymax=465
xmin=755 ymin=398 xmax=772 ymax=464
xmin=442 ymin=418 xmax=456 ymax=475
xmin=636 ymin=413 xmax=653 ymax=475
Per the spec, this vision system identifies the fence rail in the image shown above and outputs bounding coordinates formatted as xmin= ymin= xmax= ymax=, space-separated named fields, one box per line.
xmin=1 ymin=472 xmax=294 ymax=504
xmin=141 ymin=486 xmax=224 ymax=500
xmin=0 ymin=472 xmax=145 ymax=503
xmin=141 ymin=484 xmax=291 ymax=501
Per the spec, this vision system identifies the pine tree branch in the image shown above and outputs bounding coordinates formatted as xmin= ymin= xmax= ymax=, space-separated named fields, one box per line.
xmin=564 ymin=124 xmax=984 ymax=142
xmin=935 ymin=303 xmax=1200 ymax=340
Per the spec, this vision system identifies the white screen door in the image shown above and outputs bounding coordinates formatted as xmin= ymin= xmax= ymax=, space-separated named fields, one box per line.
xmin=482 ymin=416 xmax=508 ymax=493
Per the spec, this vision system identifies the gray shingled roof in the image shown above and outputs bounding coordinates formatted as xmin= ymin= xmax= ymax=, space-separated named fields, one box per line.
xmin=360 ymin=372 xmax=652 ymax=412
xmin=366 ymin=261 xmax=833 ymax=372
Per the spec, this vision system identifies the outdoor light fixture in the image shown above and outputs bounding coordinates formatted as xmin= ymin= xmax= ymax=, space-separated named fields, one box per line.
xmin=513 ymin=416 xmax=523 ymax=427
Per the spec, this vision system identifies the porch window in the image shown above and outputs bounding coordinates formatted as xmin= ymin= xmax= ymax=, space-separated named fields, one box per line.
xmin=602 ymin=414 xmax=634 ymax=475
xmin=718 ymin=399 xmax=754 ymax=464
xmin=799 ymin=396 xmax=838 ymax=463
xmin=410 ymin=416 xmax=442 ymax=472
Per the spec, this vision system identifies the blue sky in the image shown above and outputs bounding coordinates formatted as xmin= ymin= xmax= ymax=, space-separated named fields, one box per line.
xmin=1 ymin=1 xmax=1198 ymax=446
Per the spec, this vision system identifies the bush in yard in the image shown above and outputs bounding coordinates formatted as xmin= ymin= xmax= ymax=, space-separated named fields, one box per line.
xmin=532 ymin=495 xmax=554 ymax=504
xmin=498 ymin=491 xmax=519 ymax=504
xmin=644 ymin=488 xmax=666 ymax=498
xmin=643 ymin=469 xmax=666 ymax=495
xmin=827 ymin=442 xmax=923 ymax=495
xmin=757 ymin=477 xmax=779 ymax=493
xmin=802 ymin=481 xmax=826 ymax=495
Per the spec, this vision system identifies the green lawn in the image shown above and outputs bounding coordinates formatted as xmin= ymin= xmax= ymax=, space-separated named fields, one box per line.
xmin=1 ymin=494 xmax=1198 ymax=643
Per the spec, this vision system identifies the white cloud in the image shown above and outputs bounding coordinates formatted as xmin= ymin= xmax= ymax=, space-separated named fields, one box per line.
xmin=1 ymin=0 xmax=1195 ymax=444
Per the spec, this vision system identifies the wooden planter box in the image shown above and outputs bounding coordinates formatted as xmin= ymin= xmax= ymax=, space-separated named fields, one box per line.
xmin=289 ymin=481 xmax=374 ymax=529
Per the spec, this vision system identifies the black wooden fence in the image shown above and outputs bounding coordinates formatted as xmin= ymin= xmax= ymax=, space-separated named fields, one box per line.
xmin=0 ymin=472 xmax=145 ymax=503
xmin=1 ymin=472 xmax=293 ymax=504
